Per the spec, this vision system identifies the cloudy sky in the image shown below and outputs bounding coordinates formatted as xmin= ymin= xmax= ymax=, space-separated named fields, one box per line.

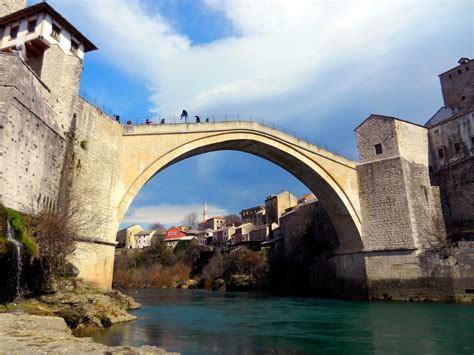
xmin=31 ymin=0 xmax=472 ymax=227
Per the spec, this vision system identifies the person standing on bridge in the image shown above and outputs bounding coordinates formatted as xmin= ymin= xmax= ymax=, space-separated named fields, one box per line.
xmin=195 ymin=116 xmax=201 ymax=123
xmin=205 ymin=117 xmax=209 ymax=122
xmin=145 ymin=118 xmax=151 ymax=125
xmin=181 ymin=109 xmax=188 ymax=123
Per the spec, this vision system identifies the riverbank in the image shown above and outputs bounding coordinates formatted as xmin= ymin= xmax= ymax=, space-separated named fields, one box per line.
xmin=0 ymin=313 xmax=173 ymax=354
xmin=0 ymin=280 xmax=142 ymax=335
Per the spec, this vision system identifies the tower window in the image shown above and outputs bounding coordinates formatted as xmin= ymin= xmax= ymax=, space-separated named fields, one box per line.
xmin=454 ymin=142 xmax=461 ymax=154
xmin=70 ymin=40 xmax=79 ymax=54
xmin=374 ymin=143 xmax=383 ymax=155
xmin=467 ymin=67 xmax=470 ymax=71
xmin=448 ymin=74 xmax=452 ymax=79
xmin=27 ymin=19 xmax=36 ymax=33
xmin=10 ymin=25 xmax=19 ymax=39
xmin=51 ymin=24 xmax=61 ymax=41
xmin=457 ymin=69 xmax=462 ymax=74
xmin=438 ymin=148 xmax=444 ymax=159
xmin=471 ymin=136 xmax=474 ymax=146
xmin=461 ymin=96 xmax=466 ymax=101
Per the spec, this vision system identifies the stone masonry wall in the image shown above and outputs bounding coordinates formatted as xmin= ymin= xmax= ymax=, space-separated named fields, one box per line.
xmin=66 ymin=98 xmax=122 ymax=287
xmin=431 ymin=157 xmax=474 ymax=240
xmin=0 ymin=0 xmax=25 ymax=17
xmin=40 ymin=45 xmax=84 ymax=133
xmin=439 ymin=59 xmax=474 ymax=109
xmin=0 ymin=53 xmax=66 ymax=214
xmin=357 ymin=157 xmax=415 ymax=250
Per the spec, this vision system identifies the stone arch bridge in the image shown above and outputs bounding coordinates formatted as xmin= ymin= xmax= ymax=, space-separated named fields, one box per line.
xmin=118 ymin=121 xmax=362 ymax=250
xmin=68 ymin=116 xmax=442 ymax=299
xmin=71 ymin=120 xmax=365 ymax=288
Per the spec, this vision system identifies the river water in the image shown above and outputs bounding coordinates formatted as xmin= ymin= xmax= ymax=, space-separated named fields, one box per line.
xmin=93 ymin=289 xmax=474 ymax=354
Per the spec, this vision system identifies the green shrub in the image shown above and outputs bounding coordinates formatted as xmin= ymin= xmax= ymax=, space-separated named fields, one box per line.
xmin=2 ymin=207 xmax=38 ymax=261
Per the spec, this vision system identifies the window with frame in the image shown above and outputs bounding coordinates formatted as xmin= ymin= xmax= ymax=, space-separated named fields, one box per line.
xmin=374 ymin=143 xmax=383 ymax=155
xmin=51 ymin=24 xmax=61 ymax=41
xmin=27 ymin=19 xmax=36 ymax=33
xmin=471 ymin=136 xmax=474 ymax=146
xmin=10 ymin=25 xmax=19 ymax=39
xmin=454 ymin=142 xmax=461 ymax=154
xmin=70 ymin=39 xmax=79 ymax=54
xmin=438 ymin=148 xmax=444 ymax=159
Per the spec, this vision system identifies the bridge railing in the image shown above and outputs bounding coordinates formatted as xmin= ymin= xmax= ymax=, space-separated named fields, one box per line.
xmin=77 ymin=92 xmax=356 ymax=160
xmin=123 ymin=114 xmax=356 ymax=161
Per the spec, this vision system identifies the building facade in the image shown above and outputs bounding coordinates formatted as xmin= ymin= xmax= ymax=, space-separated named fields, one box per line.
xmin=240 ymin=206 xmax=266 ymax=226
xmin=425 ymin=58 xmax=474 ymax=241
xmin=264 ymin=191 xmax=297 ymax=225
xmin=116 ymin=224 xmax=144 ymax=249
xmin=134 ymin=230 xmax=157 ymax=249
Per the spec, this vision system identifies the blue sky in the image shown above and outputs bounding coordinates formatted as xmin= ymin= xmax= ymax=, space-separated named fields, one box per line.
xmin=31 ymin=0 xmax=473 ymax=227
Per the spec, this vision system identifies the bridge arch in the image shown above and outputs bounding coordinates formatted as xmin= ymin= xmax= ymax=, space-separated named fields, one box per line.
xmin=117 ymin=122 xmax=363 ymax=253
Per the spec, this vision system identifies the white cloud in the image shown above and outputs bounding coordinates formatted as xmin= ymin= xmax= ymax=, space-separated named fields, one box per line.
xmin=122 ymin=203 xmax=227 ymax=226
xmin=47 ymin=0 xmax=471 ymax=130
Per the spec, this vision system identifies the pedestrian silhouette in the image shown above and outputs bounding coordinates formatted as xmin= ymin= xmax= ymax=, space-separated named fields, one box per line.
xmin=205 ymin=117 xmax=209 ymax=123
xmin=195 ymin=116 xmax=201 ymax=123
xmin=160 ymin=118 xmax=165 ymax=124
xmin=126 ymin=120 xmax=132 ymax=125
xmin=181 ymin=109 xmax=188 ymax=123
xmin=145 ymin=118 xmax=151 ymax=125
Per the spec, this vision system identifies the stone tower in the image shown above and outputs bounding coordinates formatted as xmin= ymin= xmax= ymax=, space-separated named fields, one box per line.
xmin=356 ymin=115 xmax=446 ymax=251
xmin=0 ymin=0 xmax=25 ymax=17
xmin=439 ymin=58 xmax=473 ymax=109
xmin=0 ymin=2 xmax=97 ymax=131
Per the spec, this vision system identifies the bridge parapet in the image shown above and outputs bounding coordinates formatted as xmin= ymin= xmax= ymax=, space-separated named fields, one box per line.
xmin=122 ymin=120 xmax=357 ymax=166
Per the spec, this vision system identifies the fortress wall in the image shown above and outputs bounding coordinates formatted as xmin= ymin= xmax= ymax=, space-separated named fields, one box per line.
xmin=66 ymin=99 xmax=122 ymax=288
xmin=0 ymin=54 xmax=66 ymax=214
xmin=40 ymin=45 xmax=84 ymax=132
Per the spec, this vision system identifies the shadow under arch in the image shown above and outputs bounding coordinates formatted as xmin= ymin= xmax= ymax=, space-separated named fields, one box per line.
xmin=118 ymin=130 xmax=364 ymax=254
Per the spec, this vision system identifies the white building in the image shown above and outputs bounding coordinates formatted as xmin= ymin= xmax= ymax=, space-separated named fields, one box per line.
xmin=0 ymin=2 xmax=97 ymax=75
xmin=134 ymin=230 xmax=157 ymax=249
xmin=164 ymin=236 xmax=196 ymax=250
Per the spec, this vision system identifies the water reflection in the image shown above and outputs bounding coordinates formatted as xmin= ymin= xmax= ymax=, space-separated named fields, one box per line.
xmin=93 ymin=289 xmax=474 ymax=354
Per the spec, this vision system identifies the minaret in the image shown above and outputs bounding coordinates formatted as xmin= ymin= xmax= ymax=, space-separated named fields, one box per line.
xmin=203 ymin=202 xmax=208 ymax=221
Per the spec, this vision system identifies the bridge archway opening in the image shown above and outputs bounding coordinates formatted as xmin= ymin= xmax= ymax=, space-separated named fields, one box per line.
xmin=118 ymin=134 xmax=363 ymax=253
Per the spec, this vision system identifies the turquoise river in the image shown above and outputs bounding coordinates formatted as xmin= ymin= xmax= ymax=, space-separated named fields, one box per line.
xmin=93 ymin=289 xmax=474 ymax=354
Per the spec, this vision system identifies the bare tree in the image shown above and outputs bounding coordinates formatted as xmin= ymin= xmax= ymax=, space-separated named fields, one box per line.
xmin=150 ymin=222 xmax=166 ymax=233
xmin=182 ymin=212 xmax=198 ymax=229
xmin=225 ymin=214 xmax=242 ymax=226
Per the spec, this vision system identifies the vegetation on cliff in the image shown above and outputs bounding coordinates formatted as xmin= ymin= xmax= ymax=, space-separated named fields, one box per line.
xmin=0 ymin=206 xmax=38 ymax=260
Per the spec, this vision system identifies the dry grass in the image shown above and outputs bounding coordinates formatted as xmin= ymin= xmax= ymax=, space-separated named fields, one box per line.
xmin=113 ymin=262 xmax=192 ymax=289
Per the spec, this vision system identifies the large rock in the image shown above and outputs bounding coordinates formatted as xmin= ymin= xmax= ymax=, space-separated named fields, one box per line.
xmin=0 ymin=313 xmax=173 ymax=354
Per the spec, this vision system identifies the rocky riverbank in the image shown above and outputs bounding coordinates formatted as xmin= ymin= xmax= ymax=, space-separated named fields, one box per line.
xmin=0 ymin=313 xmax=173 ymax=354
xmin=1 ymin=280 xmax=143 ymax=335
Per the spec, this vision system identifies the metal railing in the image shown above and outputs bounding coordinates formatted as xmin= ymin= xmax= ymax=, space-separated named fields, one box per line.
xmin=124 ymin=115 xmax=356 ymax=160
xmin=77 ymin=92 xmax=356 ymax=160
xmin=79 ymin=91 xmax=116 ymax=118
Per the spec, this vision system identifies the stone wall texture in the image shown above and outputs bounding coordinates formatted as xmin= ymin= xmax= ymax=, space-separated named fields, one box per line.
xmin=0 ymin=53 xmax=66 ymax=214
xmin=0 ymin=0 xmax=25 ymax=18
xmin=439 ymin=59 xmax=474 ymax=109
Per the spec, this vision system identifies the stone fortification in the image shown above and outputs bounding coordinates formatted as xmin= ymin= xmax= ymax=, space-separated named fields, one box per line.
xmin=40 ymin=44 xmax=84 ymax=132
xmin=0 ymin=53 xmax=66 ymax=214
xmin=351 ymin=114 xmax=471 ymax=301
xmin=356 ymin=115 xmax=446 ymax=251
xmin=66 ymin=98 xmax=122 ymax=287
xmin=439 ymin=58 xmax=473 ymax=109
